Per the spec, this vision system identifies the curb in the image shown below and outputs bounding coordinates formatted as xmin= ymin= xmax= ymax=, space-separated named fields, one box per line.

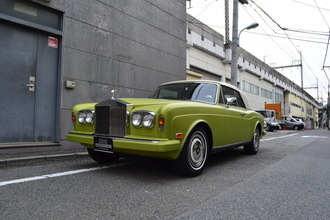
xmin=0 ymin=152 xmax=89 ymax=168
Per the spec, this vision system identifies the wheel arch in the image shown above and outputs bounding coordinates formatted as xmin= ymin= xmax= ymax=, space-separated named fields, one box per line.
xmin=184 ymin=121 xmax=213 ymax=151
xmin=254 ymin=121 xmax=262 ymax=136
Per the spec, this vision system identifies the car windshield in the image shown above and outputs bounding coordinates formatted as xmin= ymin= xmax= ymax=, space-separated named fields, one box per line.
xmin=257 ymin=110 xmax=274 ymax=118
xmin=150 ymin=83 xmax=218 ymax=104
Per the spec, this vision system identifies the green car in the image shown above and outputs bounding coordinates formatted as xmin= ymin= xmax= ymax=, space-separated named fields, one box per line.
xmin=67 ymin=80 xmax=265 ymax=176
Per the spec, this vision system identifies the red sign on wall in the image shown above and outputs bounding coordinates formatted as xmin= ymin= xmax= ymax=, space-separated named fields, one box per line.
xmin=48 ymin=36 xmax=58 ymax=48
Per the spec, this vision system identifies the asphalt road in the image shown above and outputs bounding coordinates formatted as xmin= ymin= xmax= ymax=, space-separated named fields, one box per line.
xmin=0 ymin=129 xmax=329 ymax=219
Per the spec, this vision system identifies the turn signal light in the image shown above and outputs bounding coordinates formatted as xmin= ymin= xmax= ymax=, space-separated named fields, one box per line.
xmin=72 ymin=113 xmax=76 ymax=123
xmin=158 ymin=116 xmax=165 ymax=130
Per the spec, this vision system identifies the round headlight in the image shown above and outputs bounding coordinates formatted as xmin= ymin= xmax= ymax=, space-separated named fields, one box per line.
xmin=142 ymin=114 xmax=154 ymax=128
xmin=132 ymin=113 xmax=142 ymax=127
xmin=85 ymin=112 xmax=94 ymax=124
xmin=78 ymin=112 xmax=86 ymax=123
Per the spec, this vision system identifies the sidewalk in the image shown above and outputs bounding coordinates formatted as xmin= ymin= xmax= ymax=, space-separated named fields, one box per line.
xmin=0 ymin=142 xmax=88 ymax=167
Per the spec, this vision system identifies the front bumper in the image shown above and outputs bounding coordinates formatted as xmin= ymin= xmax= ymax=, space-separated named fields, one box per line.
xmin=66 ymin=132 xmax=182 ymax=160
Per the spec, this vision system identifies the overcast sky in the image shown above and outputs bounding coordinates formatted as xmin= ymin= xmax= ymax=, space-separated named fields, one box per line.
xmin=187 ymin=0 xmax=330 ymax=105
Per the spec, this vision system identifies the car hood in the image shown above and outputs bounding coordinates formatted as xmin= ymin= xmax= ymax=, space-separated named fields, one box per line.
xmin=120 ymin=98 xmax=182 ymax=108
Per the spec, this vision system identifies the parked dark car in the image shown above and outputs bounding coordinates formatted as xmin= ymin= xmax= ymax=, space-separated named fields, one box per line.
xmin=255 ymin=110 xmax=281 ymax=132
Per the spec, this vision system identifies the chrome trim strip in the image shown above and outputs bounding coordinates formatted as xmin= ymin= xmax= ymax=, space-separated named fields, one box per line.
xmin=69 ymin=132 xmax=161 ymax=144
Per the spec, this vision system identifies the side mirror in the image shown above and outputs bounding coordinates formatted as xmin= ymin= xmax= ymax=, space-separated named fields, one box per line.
xmin=226 ymin=97 xmax=237 ymax=106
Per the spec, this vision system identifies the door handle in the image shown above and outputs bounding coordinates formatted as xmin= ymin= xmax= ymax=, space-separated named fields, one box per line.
xmin=240 ymin=113 xmax=246 ymax=116
xmin=26 ymin=76 xmax=35 ymax=92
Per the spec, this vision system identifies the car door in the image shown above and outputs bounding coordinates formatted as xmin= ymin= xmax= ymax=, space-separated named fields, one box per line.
xmin=220 ymin=86 xmax=251 ymax=145
xmin=284 ymin=116 xmax=295 ymax=129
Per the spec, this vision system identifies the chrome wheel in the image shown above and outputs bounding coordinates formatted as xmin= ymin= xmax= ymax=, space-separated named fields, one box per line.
xmin=244 ymin=127 xmax=260 ymax=155
xmin=173 ymin=127 xmax=209 ymax=177
xmin=188 ymin=131 xmax=208 ymax=170
xmin=252 ymin=130 xmax=260 ymax=152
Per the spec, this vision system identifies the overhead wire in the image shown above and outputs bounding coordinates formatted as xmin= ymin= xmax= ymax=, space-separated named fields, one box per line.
xmin=313 ymin=0 xmax=330 ymax=72
xmin=250 ymin=0 xmax=328 ymax=95
xmin=187 ymin=0 xmax=217 ymax=25
xmin=186 ymin=0 xmax=329 ymax=98
xmin=244 ymin=3 xmax=298 ymax=62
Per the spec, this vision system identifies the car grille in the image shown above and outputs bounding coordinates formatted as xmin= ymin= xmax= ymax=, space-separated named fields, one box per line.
xmin=95 ymin=100 xmax=127 ymax=137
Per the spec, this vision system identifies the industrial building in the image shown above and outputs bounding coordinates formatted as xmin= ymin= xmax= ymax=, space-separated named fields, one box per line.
xmin=0 ymin=0 xmax=321 ymax=152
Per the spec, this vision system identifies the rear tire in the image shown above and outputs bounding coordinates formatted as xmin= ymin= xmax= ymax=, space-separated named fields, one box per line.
xmin=173 ymin=127 xmax=209 ymax=177
xmin=244 ymin=128 xmax=260 ymax=155
xmin=87 ymin=148 xmax=119 ymax=163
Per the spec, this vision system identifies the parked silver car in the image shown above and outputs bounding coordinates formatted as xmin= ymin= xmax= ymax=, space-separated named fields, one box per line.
xmin=282 ymin=115 xmax=304 ymax=130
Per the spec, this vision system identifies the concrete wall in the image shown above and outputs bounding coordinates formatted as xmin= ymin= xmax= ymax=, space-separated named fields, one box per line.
xmin=44 ymin=0 xmax=187 ymax=142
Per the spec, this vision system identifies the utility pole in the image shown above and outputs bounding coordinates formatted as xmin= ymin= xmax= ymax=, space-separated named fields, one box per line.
xmin=274 ymin=52 xmax=305 ymax=118
xmin=230 ymin=0 xmax=249 ymax=87
xmin=224 ymin=0 xmax=230 ymax=45
xmin=273 ymin=52 xmax=303 ymax=93
xmin=299 ymin=51 xmax=303 ymax=94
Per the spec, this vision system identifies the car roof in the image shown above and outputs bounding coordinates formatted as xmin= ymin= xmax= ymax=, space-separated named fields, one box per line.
xmin=161 ymin=79 xmax=236 ymax=89
xmin=159 ymin=80 xmax=252 ymax=109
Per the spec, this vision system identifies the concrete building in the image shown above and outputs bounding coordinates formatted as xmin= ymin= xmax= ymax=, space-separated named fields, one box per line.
xmin=186 ymin=14 xmax=321 ymax=128
xmin=0 ymin=0 xmax=186 ymax=148
xmin=0 ymin=0 xmax=321 ymax=153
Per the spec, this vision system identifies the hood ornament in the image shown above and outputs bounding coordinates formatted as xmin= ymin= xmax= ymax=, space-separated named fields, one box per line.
xmin=111 ymin=89 xmax=117 ymax=100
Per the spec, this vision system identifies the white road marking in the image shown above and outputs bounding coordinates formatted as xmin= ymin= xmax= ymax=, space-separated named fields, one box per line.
xmin=301 ymin=136 xmax=328 ymax=138
xmin=261 ymin=133 xmax=299 ymax=141
xmin=0 ymin=161 xmax=137 ymax=187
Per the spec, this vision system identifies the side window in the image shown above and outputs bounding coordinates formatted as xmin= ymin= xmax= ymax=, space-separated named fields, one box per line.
xmin=221 ymin=86 xmax=246 ymax=108
xmin=235 ymin=91 xmax=246 ymax=108
xmin=191 ymin=84 xmax=217 ymax=103
xmin=222 ymin=86 xmax=237 ymax=106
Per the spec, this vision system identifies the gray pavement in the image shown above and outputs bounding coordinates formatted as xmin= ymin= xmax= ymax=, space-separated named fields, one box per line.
xmin=174 ymin=129 xmax=330 ymax=220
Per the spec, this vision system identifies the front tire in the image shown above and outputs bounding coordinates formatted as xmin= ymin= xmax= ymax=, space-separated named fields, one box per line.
xmin=173 ymin=127 xmax=209 ymax=177
xmin=244 ymin=128 xmax=260 ymax=155
xmin=87 ymin=148 xmax=119 ymax=163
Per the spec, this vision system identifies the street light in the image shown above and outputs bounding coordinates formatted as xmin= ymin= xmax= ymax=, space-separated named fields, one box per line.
xmin=238 ymin=22 xmax=259 ymax=45
xmin=230 ymin=20 xmax=259 ymax=87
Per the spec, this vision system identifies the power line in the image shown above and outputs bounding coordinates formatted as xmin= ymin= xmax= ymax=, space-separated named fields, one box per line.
xmin=313 ymin=0 xmax=330 ymax=29
xmin=313 ymin=0 xmax=330 ymax=71
xmin=187 ymin=0 xmax=217 ymax=24
xmin=244 ymin=3 xmax=297 ymax=61
xmin=292 ymin=0 xmax=330 ymax=12
xmin=250 ymin=0 xmax=328 ymax=96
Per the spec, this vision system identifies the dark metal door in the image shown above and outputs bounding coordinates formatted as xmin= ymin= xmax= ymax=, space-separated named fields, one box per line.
xmin=0 ymin=22 xmax=58 ymax=144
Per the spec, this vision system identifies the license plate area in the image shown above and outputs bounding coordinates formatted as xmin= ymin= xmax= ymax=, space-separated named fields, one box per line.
xmin=94 ymin=137 xmax=113 ymax=153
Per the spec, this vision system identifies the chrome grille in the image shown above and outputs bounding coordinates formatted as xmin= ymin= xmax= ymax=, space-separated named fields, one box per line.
xmin=95 ymin=100 xmax=127 ymax=137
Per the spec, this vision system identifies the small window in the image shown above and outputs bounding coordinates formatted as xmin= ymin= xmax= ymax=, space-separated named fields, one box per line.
xmin=221 ymin=86 xmax=246 ymax=108
xmin=235 ymin=91 xmax=246 ymax=108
